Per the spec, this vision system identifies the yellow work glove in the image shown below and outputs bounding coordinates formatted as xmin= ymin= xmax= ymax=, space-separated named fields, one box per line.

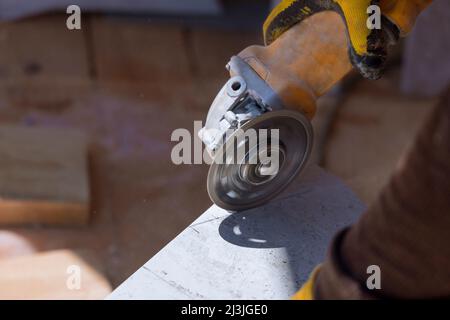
xmin=291 ymin=266 xmax=322 ymax=300
xmin=264 ymin=0 xmax=433 ymax=80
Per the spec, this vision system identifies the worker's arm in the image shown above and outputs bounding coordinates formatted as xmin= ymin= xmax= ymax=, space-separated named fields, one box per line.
xmin=277 ymin=0 xmax=445 ymax=300
xmin=310 ymin=87 xmax=450 ymax=300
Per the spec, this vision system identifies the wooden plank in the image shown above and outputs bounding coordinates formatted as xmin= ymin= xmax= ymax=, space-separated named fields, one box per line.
xmin=91 ymin=17 xmax=191 ymax=84
xmin=108 ymin=165 xmax=365 ymax=299
xmin=190 ymin=28 xmax=260 ymax=79
xmin=0 ymin=14 xmax=91 ymax=109
xmin=0 ymin=250 xmax=111 ymax=299
xmin=0 ymin=14 xmax=89 ymax=80
xmin=0 ymin=125 xmax=90 ymax=226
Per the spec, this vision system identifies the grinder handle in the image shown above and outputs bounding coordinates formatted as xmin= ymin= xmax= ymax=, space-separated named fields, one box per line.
xmin=237 ymin=11 xmax=351 ymax=120
xmin=236 ymin=0 xmax=432 ymax=120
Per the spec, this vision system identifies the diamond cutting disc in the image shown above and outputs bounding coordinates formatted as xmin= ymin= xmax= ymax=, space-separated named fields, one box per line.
xmin=207 ymin=110 xmax=313 ymax=212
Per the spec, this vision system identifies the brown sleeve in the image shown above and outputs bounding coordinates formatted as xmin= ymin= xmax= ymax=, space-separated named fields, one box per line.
xmin=314 ymin=87 xmax=450 ymax=299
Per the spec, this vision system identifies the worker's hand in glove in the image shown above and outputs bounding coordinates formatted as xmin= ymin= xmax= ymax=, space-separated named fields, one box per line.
xmin=264 ymin=0 xmax=433 ymax=80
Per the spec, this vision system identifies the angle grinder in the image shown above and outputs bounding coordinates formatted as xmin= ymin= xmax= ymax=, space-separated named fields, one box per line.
xmin=199 ymin=11 xmax=394 ymax=211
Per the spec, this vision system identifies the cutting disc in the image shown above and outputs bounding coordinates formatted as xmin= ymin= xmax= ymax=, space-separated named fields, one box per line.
xmin=207 ymin=110 xmax=313 ymax=211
